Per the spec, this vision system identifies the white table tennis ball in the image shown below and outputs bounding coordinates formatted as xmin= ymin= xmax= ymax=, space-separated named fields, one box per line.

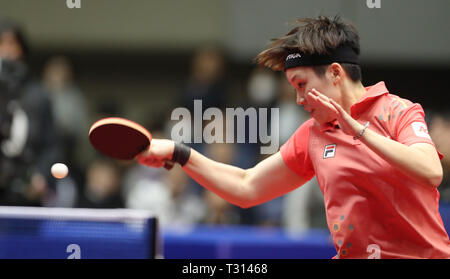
xmin=51 ymin=163 xmax=69 ymax=179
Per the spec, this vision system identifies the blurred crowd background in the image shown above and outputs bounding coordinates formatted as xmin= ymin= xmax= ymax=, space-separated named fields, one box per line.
xmin=0 ymin=0 xmax=449 ymax=233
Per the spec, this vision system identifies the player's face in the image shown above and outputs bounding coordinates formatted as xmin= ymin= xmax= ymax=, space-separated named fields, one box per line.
xmin=286 ymin=66 xmax=339 ymax=125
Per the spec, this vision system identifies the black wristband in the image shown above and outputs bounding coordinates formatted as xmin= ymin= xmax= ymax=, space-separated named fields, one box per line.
xmin=171 ymin=142 xmax=191 ymax=166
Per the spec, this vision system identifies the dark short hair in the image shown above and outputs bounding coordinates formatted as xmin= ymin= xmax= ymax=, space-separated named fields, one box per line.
xmin=312 ymin=63 xmax=362 ymax=82
xmin=255 ymin=15 xmax=362 ymax=81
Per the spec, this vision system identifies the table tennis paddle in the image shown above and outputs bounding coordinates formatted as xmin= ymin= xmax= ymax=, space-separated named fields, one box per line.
xmin=89 ymin=117 xmax=174 ymax=170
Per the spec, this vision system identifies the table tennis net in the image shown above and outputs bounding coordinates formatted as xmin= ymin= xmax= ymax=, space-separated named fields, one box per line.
xmin=0 ymin=206 xmax=160 ymax=259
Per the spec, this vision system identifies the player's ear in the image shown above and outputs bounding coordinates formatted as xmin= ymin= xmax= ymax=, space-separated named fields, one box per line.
xmin=328 ymin=63 xmax=344 ymax=86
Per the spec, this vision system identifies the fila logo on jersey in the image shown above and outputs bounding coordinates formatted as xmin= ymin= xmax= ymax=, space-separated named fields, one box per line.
xmin=411 ymin=122 xmax=431 ymax=139
xmin=323 ymin=144 xmax=337 ymax=159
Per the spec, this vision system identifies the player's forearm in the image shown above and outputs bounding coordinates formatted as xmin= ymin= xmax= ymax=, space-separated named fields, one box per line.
xmin=360 ymin=128 xmax=443 ymax=187
xmin=181 ymin=149 xmax=252 ymax=208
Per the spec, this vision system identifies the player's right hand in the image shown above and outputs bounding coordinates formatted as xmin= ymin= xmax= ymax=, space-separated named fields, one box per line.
xmin=136 ymin=139 xmax=174 ymax=168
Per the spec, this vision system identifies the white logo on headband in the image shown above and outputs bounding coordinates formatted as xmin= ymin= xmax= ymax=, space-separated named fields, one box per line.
xmin=286 ymin=53 xmax=301 ymax=61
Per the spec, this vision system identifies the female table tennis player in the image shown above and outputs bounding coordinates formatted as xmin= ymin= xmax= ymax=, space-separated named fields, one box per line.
xmin=137 ymin=15 xmax=450 ymax=259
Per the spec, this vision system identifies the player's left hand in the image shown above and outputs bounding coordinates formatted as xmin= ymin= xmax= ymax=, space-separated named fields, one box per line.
xmin=307 ymin=88 xmax=364 ymax=137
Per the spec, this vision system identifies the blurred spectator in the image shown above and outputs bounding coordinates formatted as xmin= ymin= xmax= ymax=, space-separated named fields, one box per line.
xmin=0 ymin=20 xmax=61 ymax=206
xmin=247 ymin=68 xmax=278 ymax=108
xmin=123 ymin=127 xmax=206 ymax=227
xmin=41 ymin=55 xmax=88 ymax=207
xmin=164 ymin=164 xmax=207 ymax=226
xmin=125 ymin=163 xmax=207 ymax=227
xmin=179 ymin=46 xmax=227 ymax=112
xmin=429 ymin=112 xmax=450 ymax=202
xmin=202 ymin=142 xmax=240 ymax=225
xmin=42 ymin=56 xmax=89 ymax=171
xmin=235 ymin=68 xmax=278 ymax=170
xmin=76 ymin=158 xmax=124 ymax=208
xmin=177 ymin=46 xmax=227 ymax=145
xmin=172 ymin=47 xmax=228 ymax=195
xmin=242 ymin=69 xmax=281 ymax=227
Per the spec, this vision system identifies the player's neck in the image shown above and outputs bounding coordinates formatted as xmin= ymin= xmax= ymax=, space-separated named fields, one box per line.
xmin=340 ymin=81 xmax=366 ymax=113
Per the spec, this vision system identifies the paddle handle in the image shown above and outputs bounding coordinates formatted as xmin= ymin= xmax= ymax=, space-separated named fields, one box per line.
xmin=163 ymin=160 xmax=175 ymax=170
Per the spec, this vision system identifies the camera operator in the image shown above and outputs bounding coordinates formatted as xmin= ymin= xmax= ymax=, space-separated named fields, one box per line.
xmin=0 ymin=20 xmax=60 ymax=206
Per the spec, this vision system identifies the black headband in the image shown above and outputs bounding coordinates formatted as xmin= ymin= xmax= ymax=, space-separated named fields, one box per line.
xmin=283 ymin=44 xmax=359 ymax=71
